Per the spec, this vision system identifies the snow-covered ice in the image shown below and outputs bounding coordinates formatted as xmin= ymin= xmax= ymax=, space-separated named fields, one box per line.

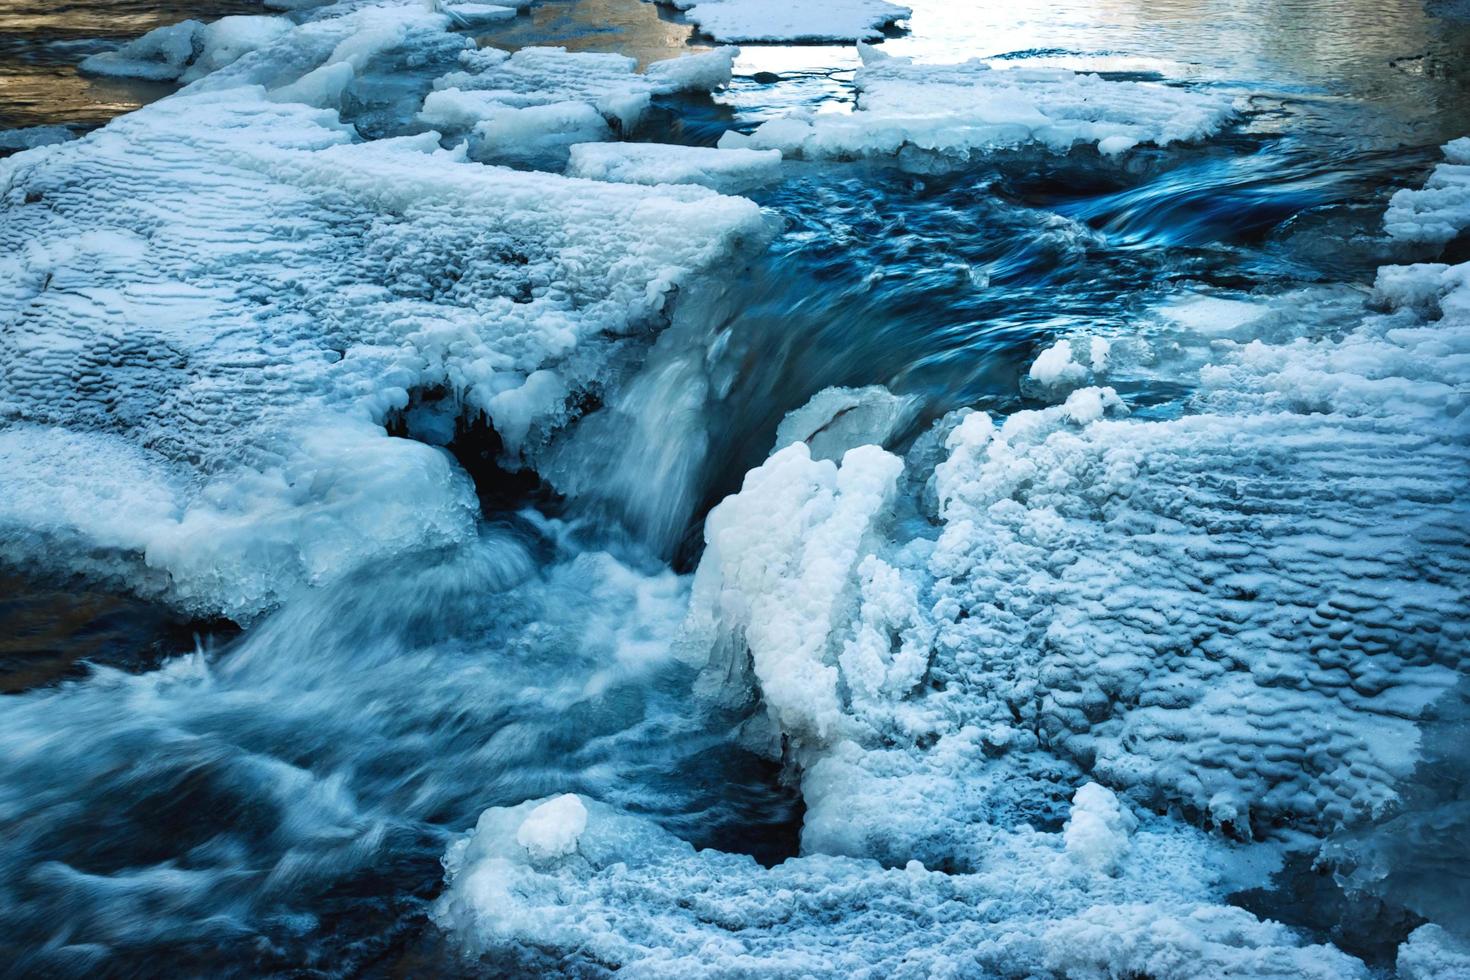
xmin=721 ymin=44 xmax=1235 ymax=165
xmin=656 ymin=0 xmax=910 ymax=44
xmin=80 ymin=15 xmax=294 ymax=83
xmin=1385 ymin=136 xmax=1470 ymax=245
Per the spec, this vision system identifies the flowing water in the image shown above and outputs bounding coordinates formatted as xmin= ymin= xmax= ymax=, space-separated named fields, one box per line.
xmin=1 ymin=0 xmax=1468 ymax=974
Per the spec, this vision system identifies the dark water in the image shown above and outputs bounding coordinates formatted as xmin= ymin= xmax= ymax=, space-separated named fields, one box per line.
xmin=0 ymin=0 xmax=267 ymax=129
xmin=1 ymin=0 xmax=1468 ymax=974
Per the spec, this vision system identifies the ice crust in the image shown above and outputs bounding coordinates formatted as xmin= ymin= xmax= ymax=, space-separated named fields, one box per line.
xmin=721 ymin=45 xmax=1235 ymax=164
xmin=0 ymin=2 xmax=768 ymax=619
xmin=655 ymin=0 xmax=911 ymax=43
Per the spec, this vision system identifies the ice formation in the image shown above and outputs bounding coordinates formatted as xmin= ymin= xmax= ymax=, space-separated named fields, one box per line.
xmin=721 ymin=44 xmax=1235 ymax=164
xmin=0 ymin=1 xmax=768 ymax=619
xmin=650 ymin=0 xmax=910 ymax=44
xmin=565 ymin=142 xmax=782 ymax=191
xmin=1384 ymin=136 xmax=1470 ymax=245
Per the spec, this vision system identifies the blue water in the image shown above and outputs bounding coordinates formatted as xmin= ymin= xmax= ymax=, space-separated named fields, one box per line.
xmin=1 ymin=0 xmax=1468 ymax=973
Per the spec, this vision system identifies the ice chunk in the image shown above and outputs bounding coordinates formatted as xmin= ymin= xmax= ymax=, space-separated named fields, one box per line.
xmin=1384 ymin=137 xmax=1470 ymax=246
xmin=566 ymin=141 xmax=781 ymax=190
xmin=430 ymin=44 xmax=738 ymax=140
xmin=80 ymin=15 xmax=292 ymax=83
xmin=438 ymin=1 xmax=517 ymax=27
xmin=643 ymin=45 xmax=738 ymax=91
xmin=771 ymin=384 xmax=918 ymax=460
xmin=515 ymin=794 xmax=588 ymax=862
xmin=722 ymin=47 xmax=1235 ymax=164
xmin=660 ymin=0 xmax=910 ymax=43
xmin=1026 ymin=335 xmax=1111 ymax=395
xmin=471 ymin=101 xmax=613 ymax=167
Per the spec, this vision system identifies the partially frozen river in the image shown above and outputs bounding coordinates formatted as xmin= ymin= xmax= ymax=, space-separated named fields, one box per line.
xmin=1 ymin=0 xmax=1467 ymax=975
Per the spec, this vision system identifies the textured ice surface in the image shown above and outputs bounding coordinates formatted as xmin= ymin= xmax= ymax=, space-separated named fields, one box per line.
xmin=722 ymin=45 xmax=1235 ymax=164
xmin=657 ymin=0 xmax=910 ymax=43
xmin=434 ymin=793 xmax=1365 ymax=978
xmin=0 ymin=4 xmax=768 ymax=619
xmin=566 ymin=142 xmax=782 ymax=191
xmin=1384 ymin=136 xmax=1470 ymax=244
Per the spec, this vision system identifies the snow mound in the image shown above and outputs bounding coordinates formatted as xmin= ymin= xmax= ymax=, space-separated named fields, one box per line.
xmin=656 ymin=0 xmax=910 ymax=44
xmin=721 ymin=45 xmax=1234 ymax=165
xmin=434 ymin=794 xmax=1365 ymax=978
xmin=566 ymin=142 xmax=782 ymax=191
xmin=0 ymin=9 xmax=768 ymax=619
xmin=1384 ymin=137 xmax=1470 ymax=245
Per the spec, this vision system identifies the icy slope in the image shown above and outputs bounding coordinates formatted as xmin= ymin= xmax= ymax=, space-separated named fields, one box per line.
xmin=722 ymin=44 xmax=1235 ymax=164
xmin=0 ymin=3 xmax=768 ymax=619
